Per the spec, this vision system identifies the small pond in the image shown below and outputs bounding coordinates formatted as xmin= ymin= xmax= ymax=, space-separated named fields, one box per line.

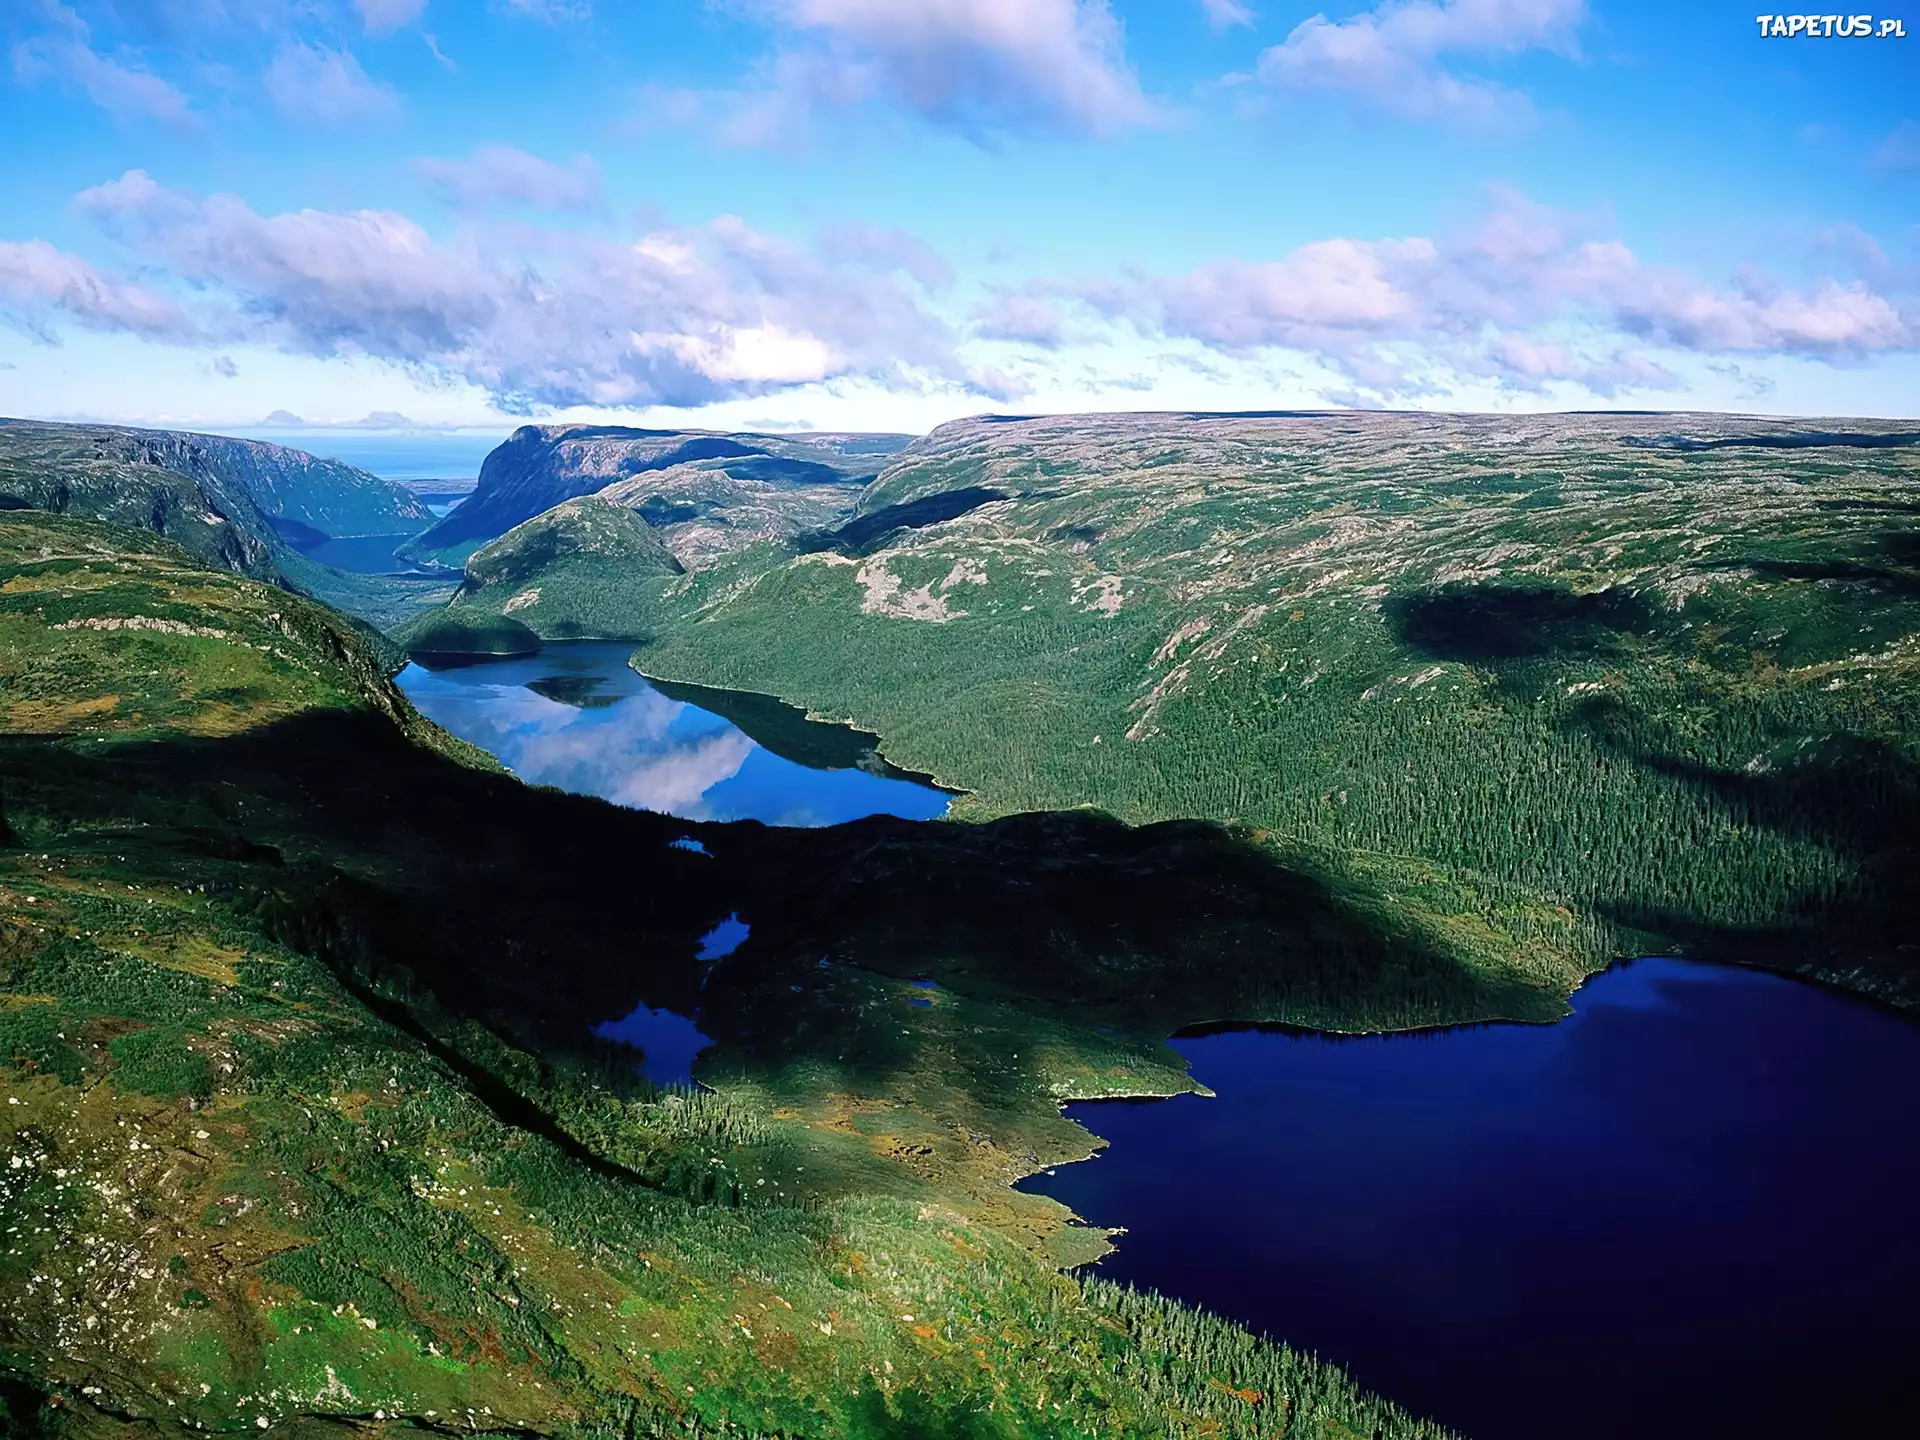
xmin=1022 ymin=957 xmax=1920 ymax=1440
xmin=397 ymin=641 xmax=951 ymax=826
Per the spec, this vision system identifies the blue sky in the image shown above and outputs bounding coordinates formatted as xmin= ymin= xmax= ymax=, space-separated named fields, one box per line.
xmin=1 ymin=0 xmax=1915 ymax=434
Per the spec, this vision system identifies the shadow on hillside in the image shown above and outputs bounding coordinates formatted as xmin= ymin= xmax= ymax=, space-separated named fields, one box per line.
xmin=1387 ymin=582 xmax=1655 ymax=664
xmin=1563 ymin=695 xmax=1920 ymax=965
xmin=0 ymin=708 xmax=1536 ymax=1119
xmin=1629 ymin=431 xmax=1920 ymax=451
xmin=1698 ymin=554 xmax=1920 ymax=597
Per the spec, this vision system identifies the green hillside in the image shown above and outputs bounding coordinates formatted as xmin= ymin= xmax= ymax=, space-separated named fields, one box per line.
xmin=0 ymin=508 xmax=1467 ymax=1440
xmin=616 ymin=411 xmax=1920 ymax=1007
xmin=429 ymin=494 xmax=685 ymax=642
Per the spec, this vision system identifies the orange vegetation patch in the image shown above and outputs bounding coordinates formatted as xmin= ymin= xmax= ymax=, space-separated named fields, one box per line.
xmin=1205 ymin=1377 xmax=1263 ymax=1405
xmin=4 ymin=693 xmax=120 ymax=732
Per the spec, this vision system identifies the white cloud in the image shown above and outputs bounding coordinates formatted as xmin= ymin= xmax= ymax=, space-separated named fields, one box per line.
xmin=973 ymin=290 xmax=1071 ymax=346
xmin=65 ymin=170 xmax=968 ymax=411
xmin=264 ymin=42 xmax=399 ymax=126
xmin=0 ymin=238 xmax=197 ymax=341
xmin=1200 ymin=0 xmax=1255 ymax=30
xmin=726 ymin=0 xmax=1154 ymax=140
xmin=416 ymin=146 xmax=603 ymax=212
xmin=354 ymin=0 xmax=428 ymax=34
xmin=1255 ymin=0 xmax=1585 ymax=124
xmin=1057 ymin=191 xmax=1916 ymax=400
xmin=11 ymin=3 xmax=196 ymax=128
xmin=814 ymin=221 xmax=955 ymax=287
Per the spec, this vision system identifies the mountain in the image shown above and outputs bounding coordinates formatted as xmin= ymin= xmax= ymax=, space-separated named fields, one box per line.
xmin=0 ymin=418 xmax=452 ymax=631
xmin=0 ymin=419 xmax=431 ymax=541
xmin=398 ymin=424 xmax=914 ymax=569
xmin=412 ymin=493 xmax=685 ymax=644
xmin=612 ymin=409 xmax=1920 ymax=1008
xmin=0 ymin=506 xmax=1456 ymax=1440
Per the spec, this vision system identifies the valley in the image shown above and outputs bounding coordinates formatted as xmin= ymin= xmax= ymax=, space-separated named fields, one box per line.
xmin=2 ymin=410 xmax=1916 ymax=1440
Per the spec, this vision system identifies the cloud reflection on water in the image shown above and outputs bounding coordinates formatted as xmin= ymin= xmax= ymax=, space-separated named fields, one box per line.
xmin=397 ymin=644 xmax=950 ymax=826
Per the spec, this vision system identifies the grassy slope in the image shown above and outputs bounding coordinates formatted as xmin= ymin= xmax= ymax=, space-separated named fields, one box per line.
xmin=623 ymin=411 xmax=1920 ymax=1007
xmin=1 ymin=511 xmax=1464 ymax=1440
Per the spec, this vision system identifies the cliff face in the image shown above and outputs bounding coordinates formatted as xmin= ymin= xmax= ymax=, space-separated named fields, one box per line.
xmin=400 ymin=423 xmax=914 ymax=561
xmin=182 ymin=432 xmax=433 ymax=537
xmin=0 ymin=419 xmax=454 ymax=632
xmin=0 ymin=422 xmax=289 ymax=582
xmin=0 ymin=420 xmax=430 ymax=543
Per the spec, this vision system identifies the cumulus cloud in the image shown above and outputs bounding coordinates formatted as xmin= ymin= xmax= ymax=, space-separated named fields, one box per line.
xmin=11 ymin=3 xmax=196 ymax=128
xmin=1256 ymin=0 xmax=1585 ymax=124
xmin=416 ymin=146 xmax=604 ymax=212
xmin=264 ymin=42 xmax=399 ymax=125
xmin=1200 ymin=0 xmax=1256 ymax=30
xmin=1056 ymin=191 xmax=1916 ymax=398
xmin=0 ymin=237 xmax=196 ymax=342
xmin=65 ymin=170 xmax=966 ymax=411
xmin=724 ymin=0 xmax=1154 ymax=140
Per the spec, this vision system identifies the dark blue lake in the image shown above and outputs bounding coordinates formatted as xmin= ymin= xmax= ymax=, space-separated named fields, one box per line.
xmin=1023 ymin=957 xmax=1920 ymax=1440
xmin=397 ymin=642 xmax=951 ymax=827
xmin=287 ymin=531 xmax=427 ymax=574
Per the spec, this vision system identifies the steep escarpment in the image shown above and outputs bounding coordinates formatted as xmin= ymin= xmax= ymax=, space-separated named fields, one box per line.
xmin=0 ymin=419 xmax=452 ymax=632
xmin=0 ymin=419 xmax=430 ymax=542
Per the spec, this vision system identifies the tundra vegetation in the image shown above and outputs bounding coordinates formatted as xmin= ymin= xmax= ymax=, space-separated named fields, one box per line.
xmin=0 ymin=510 xmax=1465 ymax=1437
xmin=5 ymin=407 xmax=1917 ymax=1438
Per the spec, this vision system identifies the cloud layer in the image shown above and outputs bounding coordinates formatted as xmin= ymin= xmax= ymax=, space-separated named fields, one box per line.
xmin=7 ymin=173 xmax=1914 ymax=414
xmin=416 ymin=146 xmax=605 ymax=213
xmin=61 ymin=170 xmax=966 ymax=411
xmin=1018 ymin=192 xmax=1918 ymax=399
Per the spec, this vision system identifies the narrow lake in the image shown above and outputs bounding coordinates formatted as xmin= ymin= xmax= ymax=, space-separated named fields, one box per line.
xmin=1022 ymin=957 xmax=1920 ymax=1440
xmin=397 ymin=641 xmax=952 ymax=826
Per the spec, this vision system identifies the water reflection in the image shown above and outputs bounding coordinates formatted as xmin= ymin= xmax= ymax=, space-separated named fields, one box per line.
xmin=398 ymin=642 xmax=951 ymax=826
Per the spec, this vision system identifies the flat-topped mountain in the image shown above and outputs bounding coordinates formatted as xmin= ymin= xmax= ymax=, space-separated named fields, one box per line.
xmin=399 ymin=423 xmax=914 ymax=568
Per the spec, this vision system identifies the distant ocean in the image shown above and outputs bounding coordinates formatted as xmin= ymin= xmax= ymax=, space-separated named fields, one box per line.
xmin=220 ymin=431 xmax=509 ymax=482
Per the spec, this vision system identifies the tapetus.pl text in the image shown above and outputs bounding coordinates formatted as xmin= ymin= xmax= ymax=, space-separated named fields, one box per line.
xmin=1755 ymin=13 xmax=1908 ymax=34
